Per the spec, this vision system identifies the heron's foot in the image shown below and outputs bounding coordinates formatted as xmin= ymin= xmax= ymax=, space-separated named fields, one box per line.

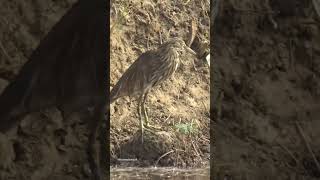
xmin=139 ymin=124 xmax=160 ymax=144
xmin=144 ymin=123 xmax=162 ymax=130
xmin=143 ymin=112 xmax=161 ymax=130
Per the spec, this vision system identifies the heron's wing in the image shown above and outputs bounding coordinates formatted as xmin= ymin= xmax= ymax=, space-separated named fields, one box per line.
xmin=110 ymin=50 xmax=159 ymax=102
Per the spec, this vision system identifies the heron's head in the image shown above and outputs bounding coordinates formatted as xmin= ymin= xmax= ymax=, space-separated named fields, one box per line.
xmin=163 ymin=38 xmax=197 ymax=56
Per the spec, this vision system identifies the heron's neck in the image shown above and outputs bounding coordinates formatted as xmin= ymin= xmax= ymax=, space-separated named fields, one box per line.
xmin=166 ymin=49 xmax=180 ymax=72
xmin=157 ymin=47 xmax=180 ymax=71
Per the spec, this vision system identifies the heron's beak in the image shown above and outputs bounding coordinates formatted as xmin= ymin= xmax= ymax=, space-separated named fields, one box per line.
xmin=206 ymin=53 xmax=210 ymax=67
xmin=185 ymin=46 xmax=197 ymax=56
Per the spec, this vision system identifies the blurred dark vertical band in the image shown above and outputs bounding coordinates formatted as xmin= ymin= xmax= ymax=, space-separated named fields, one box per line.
xmin=103 ymin=0 xmax=111 ymax=178
xmin=97 ymin=0 xmax=110 ymax=178
xmin=210 ymin=0 xmax=220 ymax=179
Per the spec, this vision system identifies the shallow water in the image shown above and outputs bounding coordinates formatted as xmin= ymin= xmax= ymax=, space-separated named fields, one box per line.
xmin=111 ymin=167 xmax=210 ymax=180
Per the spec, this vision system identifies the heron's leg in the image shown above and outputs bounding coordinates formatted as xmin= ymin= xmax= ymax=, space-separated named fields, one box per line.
xmin=142 ymin=91 xmax=149 ymax=126
xmin=137 ymin=94 xmax=144 ymax=143
xmin=142 ymin=92 xmax=161 ymax=130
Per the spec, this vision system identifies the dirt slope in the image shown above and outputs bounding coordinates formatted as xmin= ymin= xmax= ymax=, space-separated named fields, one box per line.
xmin=110 ymin=0 xmax=210 ymax=167
xmin=213 ymin=0 xmax=320 ymax=179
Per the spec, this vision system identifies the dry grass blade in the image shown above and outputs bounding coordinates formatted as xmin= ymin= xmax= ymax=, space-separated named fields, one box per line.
xmin=188 ymin=19 xmax=198 ymax=47
xmin=164 ymin=112 xmax=172 ymax=123
xmin=155 ymin=150 xmax=175 ymax=166
xmin=191 ymin=139 xmax=201 ymax=158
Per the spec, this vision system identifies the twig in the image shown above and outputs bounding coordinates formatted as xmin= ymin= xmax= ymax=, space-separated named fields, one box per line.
xmin=191 ymin=139 xmax=201 ymax=158
xmin=154 ymin=150 xmax=175 ymax=166
xmin=117 ymin=158 xmax=137 ymax=162
xmin=192 ymin=59 xmax=198 ymax=72
xmin=164 ymin=112 xmax=171 ymax=123
xmin=188 ymin=19 xmax=197 ymax=47
xmin=183 ymin=0 xmax=191 ymax=6
xmin=295 ymin=121 xmax=320 ymax=173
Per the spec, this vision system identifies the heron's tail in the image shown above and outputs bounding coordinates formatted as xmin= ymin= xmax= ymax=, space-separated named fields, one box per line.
xmin=110 ymin=87 xmax=118 ymax=104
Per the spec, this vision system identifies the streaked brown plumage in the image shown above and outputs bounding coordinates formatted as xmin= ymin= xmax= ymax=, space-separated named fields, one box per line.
xmin=110 ymin=37 xmax=196 ymax=142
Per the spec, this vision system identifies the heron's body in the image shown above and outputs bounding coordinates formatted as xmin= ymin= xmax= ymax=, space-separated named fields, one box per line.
xmin=110 ymin=38 xmax=196 ymax=142
xmin=110 ymin=43 xmax=180 ymax=102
